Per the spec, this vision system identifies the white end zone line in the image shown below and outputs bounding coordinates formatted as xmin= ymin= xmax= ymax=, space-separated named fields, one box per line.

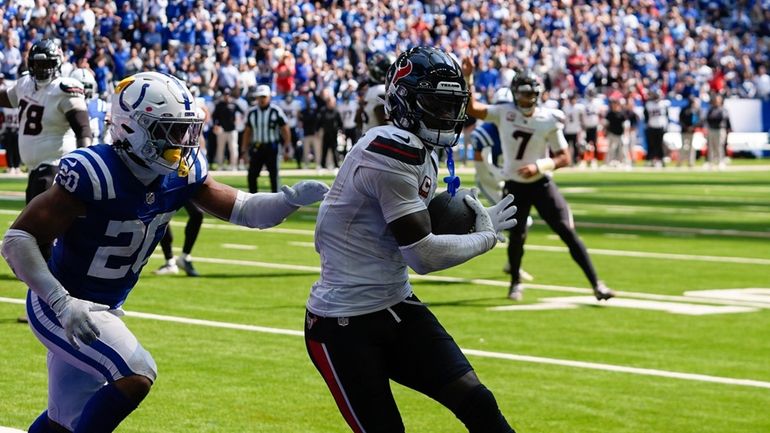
xmin=1 ymin=295 xmax=768 ymax=390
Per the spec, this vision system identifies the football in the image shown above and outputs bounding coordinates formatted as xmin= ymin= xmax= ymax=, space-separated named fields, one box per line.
xmin=428 ymin=188 xmax=476 ymax=235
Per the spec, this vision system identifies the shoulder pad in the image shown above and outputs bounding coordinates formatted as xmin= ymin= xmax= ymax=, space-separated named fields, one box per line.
xmin=56 ymin=147 xmax=117 ymax=201
xmin=57 ymin=77 xmax=86 ymax=96
xmin=365 ymin=127 xmax=425 ymax=165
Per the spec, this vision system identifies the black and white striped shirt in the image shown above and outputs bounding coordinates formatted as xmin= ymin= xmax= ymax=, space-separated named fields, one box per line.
xmin=246 ymin=104 xmax=288 ymax=145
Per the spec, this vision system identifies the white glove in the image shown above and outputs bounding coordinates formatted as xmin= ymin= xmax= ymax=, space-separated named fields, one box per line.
xmin=464 ymin=190 xmax=517 ymax=242
xmin=281 ymin=181 xmax=330 ymax=207
xmin=51 ymin=295 xmax=110 ymax=349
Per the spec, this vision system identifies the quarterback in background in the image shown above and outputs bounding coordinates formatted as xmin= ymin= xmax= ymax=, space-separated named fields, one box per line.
xmin=2 ymin=72 xmax=328 ymax=433
xmin=463 ymin=59 xmax=615 ymax=302
xmin=305 ymin=47 xmax=518 ymax=433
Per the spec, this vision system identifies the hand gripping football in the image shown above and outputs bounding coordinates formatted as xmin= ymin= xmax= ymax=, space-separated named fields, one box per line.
xmin=428 ymin=188 xmax=476 ymax=235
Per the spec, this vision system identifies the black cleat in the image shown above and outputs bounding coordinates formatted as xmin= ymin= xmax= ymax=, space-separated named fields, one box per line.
xmin=176 ymin=256 xmax=200 ymax=277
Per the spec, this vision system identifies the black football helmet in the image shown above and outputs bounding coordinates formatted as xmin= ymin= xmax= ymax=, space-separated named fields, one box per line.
xmin=509 ymin=68 xmax=542 ymax=116
xmin=384 ymin=46 xmax=469 ymax=147
xmin=28 ymin=39 xmax=62 ymax=87
xmin=367 ymin=51 xmax=395 ymax=84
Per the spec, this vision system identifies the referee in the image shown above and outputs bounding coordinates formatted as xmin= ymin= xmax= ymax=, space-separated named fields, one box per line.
xmin=242 ymin=85 xmax=291 ymax=193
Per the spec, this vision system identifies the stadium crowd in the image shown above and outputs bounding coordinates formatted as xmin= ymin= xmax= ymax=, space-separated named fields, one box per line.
xmin=0 ymin=0 xmax=769 ymax=169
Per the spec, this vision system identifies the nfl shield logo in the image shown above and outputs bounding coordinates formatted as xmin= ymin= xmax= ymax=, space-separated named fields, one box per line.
xmin=145 ymin=192 xmax=156 ymax=204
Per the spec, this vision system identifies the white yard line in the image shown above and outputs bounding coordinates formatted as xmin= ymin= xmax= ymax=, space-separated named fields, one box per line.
xmin=1 ymin=294 xmax=767 ymax=390
xmin=518 ymin=244 xmax=770 ymax=266
xmin=170 ymin=221 xmax=770 ymax=265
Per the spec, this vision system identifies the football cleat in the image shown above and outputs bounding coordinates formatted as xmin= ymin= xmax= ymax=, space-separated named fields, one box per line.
xmin=507 ymin=283 xmax=524 ymax=301
xmin=154 ymin=260 xmax=179 ymax=275
xmin=176 ymin=256 xmax=199 ymax=277
xmin=593 ymin=281 xmax=615 ymax=301
xmin=502 ymin=262 xmax=534 ymax=281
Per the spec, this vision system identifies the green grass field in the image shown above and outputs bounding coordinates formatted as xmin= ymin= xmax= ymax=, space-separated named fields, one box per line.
xmin=1 ymin=166 xmax=769 ymax=433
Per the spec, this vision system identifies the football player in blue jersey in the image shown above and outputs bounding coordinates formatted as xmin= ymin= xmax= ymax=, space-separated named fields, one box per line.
xmin=1 ymin=72 xmax=328 ymax=433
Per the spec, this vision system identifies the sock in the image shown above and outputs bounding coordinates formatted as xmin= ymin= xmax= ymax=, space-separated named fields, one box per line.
xmin=28 ymin=411 xmax=59 ymax=433
xmin=180 ymin=253 xmax=190 ymax=261
xmin=74 ymin=383 xmax=139 ymax=433
xmin=167 ymin=258 xmax=176 ymax=266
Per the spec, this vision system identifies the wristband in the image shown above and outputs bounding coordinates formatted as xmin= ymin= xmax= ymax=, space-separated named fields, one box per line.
xmin=535 ymin=158 xmax=555 ymax=173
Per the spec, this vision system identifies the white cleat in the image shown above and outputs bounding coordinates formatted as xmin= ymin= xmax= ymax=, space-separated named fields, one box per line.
xmin=154 ymin=260 xmax=179 ymax=275
xmin=593 ymin=281 xmax=615 ymax=301
xmin=508 ymin=283 xmax=524 ymax=301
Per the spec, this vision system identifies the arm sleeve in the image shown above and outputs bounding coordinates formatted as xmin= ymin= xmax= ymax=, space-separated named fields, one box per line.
xmin=228 ymin=189 xmax=298 ymax=229
xmin=399 ymin=231 xmax=496 ymax=275
xmin=1 ymin=229 xmax=69 ymax=306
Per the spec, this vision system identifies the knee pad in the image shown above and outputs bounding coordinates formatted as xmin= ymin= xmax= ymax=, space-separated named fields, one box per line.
xmin=452 ymin=385 xmax=516 ymax=433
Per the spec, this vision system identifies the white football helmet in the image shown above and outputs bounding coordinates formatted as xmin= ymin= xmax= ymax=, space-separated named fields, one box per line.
xmin=69 ymin=68 xmax=97 ymax=99
xmin=110 ymin=72 xmax=202 ymax=176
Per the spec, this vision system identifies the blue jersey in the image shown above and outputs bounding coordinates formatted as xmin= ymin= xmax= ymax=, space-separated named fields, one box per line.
xmin=471 ymin=121 xmax=502 ymax=165
xmin=87 ymin=98 xmax=110 ymax=144
xmin=50 ymin=145 xmax=208 ymax=308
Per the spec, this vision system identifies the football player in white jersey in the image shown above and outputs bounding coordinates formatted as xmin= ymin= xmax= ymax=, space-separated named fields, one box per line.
xmin=463 ymin=59 xmax=615 ymax=302
xmin=562 ymin=93 xmax=586 ymax=165
xmin=0 ymin=40 xmax=92 ymax=205
xmin=305 ymin=47 xmax=518 ymax=433
xmin=2 ymin=71 xmax=328 ymax=433
xmin=356 ymin=51 xmax=394 ymax=134
xmin=643 ymin=89 xmax=670 ymax=167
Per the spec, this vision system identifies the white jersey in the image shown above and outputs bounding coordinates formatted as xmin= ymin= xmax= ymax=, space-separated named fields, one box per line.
xmin=308 ymin=125 xmax=438 ymax=317
xmin=644 ymin=99 xmax=669 ymax=129
xmin=582 ymin=98 xmax=604 ymax=128
xmin=276 ymin=98 xmax=302 ymax=129
xmin=361 ymin=83 xmax=386 ymax=133
xmin=338 ymin=99 xmax=358 ymax=130
xmin=7 ymin=75 xmax=87 ymax=168
xmin=486 ymin=104 xmax=568 ymax=183
xmin=0 ymin=106 xmax=19 ymax=134
xmin=562 ymin=102 xmax=585 ymax=134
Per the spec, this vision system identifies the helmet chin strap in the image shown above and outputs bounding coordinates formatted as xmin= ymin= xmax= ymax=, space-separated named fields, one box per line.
xmin=443 ymin=147 xmax=461 ymax=197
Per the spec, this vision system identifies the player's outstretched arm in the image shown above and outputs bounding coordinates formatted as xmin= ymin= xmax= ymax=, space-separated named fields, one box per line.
xmin=1 ymin=185 xmax=108 ymax=349
xmin=192 ymin=176 xmax=329 ymax=229
xmin=461 ymin=56 xmax=489 ymax=120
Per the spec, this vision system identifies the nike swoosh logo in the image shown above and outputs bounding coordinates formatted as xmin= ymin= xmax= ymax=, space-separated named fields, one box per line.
xmin=393 ymin=133 xmax=410 ymax=143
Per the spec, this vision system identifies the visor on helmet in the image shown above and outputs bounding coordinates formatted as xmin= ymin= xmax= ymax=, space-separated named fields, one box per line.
xmin=415 ymin=92 xmax=468 ymax=132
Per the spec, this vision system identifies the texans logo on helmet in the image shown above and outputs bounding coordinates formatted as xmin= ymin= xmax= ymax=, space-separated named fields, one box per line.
xmin=392 ymin=59 xmax=413 ymax=86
